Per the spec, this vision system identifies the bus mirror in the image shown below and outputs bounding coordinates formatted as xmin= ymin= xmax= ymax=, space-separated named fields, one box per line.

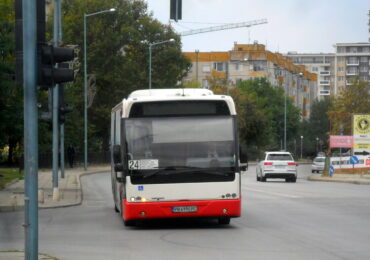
xmin=240 ymin=144 xmax=248 ymax=171
xmin=240 ymin=144 xmax=248 ymax=163
xmin=114 ymin=163 xmax=125 ymax=183
xmin=113 ymin=145 xmax=121 ymax=164
xmin=114 ymin=163 xmax=123 ymax=172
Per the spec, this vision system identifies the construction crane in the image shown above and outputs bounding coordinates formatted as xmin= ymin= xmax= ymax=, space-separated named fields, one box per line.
xmin=179 ymin=19 xmax=267 ymax=36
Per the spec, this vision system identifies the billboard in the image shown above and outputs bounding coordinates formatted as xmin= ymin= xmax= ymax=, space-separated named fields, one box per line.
xmin=329 ymin=135 xmax=353 ymax=148
xmin=353 ymin=114 xmax=370 ymax=154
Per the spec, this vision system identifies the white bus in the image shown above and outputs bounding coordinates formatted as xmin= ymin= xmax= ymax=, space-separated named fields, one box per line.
xmin=110 ymin=88 xmax=247 ymax=226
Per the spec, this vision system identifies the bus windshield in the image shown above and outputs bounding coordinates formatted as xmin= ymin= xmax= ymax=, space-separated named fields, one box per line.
xmin=124 ymin=116 xmax=236 ymax=184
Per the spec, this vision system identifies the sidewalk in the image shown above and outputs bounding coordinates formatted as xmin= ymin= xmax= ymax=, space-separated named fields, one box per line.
xmin=307 ymin=173 xmax=370 ymax=185
xmin=0 ymin=165 xmax=110 ymax=212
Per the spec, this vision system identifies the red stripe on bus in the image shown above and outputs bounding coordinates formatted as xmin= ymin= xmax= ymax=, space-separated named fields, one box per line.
xmin=122 ymin=198 xmax=241 ymax=221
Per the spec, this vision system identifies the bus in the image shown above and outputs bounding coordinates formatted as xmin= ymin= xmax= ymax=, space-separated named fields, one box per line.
xmin=110 ymin=88 xmax=247 ymax=226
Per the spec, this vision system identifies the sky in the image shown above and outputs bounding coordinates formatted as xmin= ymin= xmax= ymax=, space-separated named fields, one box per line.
xmin=145 ymin=0 xmax=369 ymax=54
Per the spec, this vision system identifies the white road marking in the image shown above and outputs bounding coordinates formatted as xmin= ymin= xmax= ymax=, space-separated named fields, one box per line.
xmin=242 ymin=187 xmax=302 ymax=198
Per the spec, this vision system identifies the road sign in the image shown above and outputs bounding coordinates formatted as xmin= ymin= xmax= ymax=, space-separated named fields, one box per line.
xmin=349 ymin=155 xmax=359 ymax=165
xmin=329 ymin=165 xmax=334 ymax=176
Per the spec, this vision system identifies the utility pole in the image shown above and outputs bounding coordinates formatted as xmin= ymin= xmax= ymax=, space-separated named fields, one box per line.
xmin=23 ymin=0 xmax=38 ymax=258
xmin=52 ymin=0 xmax=61 ymax=200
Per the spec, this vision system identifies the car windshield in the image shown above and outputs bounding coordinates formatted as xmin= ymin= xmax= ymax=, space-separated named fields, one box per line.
xmin=314 ymin=158 xmax=325 ymax=163
xmin=124 ymin=116 xmax=236 ymax=184
xmin=267 ymin=154 xmax=293 ymax=161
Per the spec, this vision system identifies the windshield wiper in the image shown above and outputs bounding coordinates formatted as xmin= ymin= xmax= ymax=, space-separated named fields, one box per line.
xmin=140 ymin=166 xmax=230 ymax=179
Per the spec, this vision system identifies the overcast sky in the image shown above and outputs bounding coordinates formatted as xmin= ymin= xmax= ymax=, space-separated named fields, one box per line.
xmin=145 ymin=0 xmax=369 ymax=54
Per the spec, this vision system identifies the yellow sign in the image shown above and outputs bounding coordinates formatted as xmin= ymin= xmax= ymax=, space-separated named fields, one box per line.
xmin=353 ymin=114 xmax=370 ymax=135
xmin=353 ymin=143 xmax=370 ymax=149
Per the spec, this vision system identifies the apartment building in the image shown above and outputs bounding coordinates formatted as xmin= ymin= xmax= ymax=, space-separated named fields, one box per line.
xmin=286 ymin=53 xmax=335 ymax=100
xmin=183 ymin=42 xmax=317 ymax=119
xmin=333 ymin=42 xmax=370 ymax=95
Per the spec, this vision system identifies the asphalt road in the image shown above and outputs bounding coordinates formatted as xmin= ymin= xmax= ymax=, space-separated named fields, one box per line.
xmin=1 ymin=165 xmax=370 ymax=260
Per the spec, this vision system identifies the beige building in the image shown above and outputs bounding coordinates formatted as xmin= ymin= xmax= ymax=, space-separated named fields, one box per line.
xmin=286 ymin=53 xmax=335 ymax=100
xmin=184 ymin=42 xmax=317 ymax=119
xmin=334 ymin=42 xmax=370 ymax=95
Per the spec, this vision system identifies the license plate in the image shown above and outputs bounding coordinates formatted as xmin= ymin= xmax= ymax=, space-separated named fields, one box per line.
xmin=172 ymin=206 xmax=198 ymax=213
xmin=275 ymin=165 xmax=285 ymax=169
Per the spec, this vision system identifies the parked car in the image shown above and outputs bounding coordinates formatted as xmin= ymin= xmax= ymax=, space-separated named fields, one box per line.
xmin=256 ymin=151 xmax=297 ymax=182
xmin=311 ymin=157 xmax=325 ymax=173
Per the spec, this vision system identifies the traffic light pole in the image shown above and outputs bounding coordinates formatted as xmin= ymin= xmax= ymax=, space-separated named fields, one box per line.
xmin=57 ymin=0 xmax=65 ymax=179
xmin=52 ymin=0 xmax=61 ymax=200
xmin=23 ymin=0 xmax=38 ymax=258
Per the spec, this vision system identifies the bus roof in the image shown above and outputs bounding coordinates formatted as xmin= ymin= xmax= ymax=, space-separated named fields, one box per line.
xmin=128 ymin=88 xmax=213 ymax=98
xmin=112 ymin=88 xmax=236 ymax=116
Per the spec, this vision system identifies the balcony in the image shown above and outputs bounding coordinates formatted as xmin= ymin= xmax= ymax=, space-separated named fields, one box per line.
xmin=319 ymin=90 xmax=330 ymax=96
xmin=346 ymin=81 xmax=353 ymax=86
xmin=346 ymin=60 xmax=359 ymax=66
xmin=320 ymin=71 xmax=330 ymax=75
xmin=346 ymin=71 xmax=359 ymax=76
xmin=319 ymin=80 xmax=330 ymax=86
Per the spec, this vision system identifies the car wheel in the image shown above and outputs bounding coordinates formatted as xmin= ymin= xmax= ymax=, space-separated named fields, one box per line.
xmin=218 ymin=217 xmax=231 ymax=225
xmin=291 ymin=177 xmax=297 ymax=183
xmin=256 ymin=175 xmax=260 ymax=181
xmin=261 ymin=176 xmax=266 ymax=182
xmin=312 ymin=170 xmax=314 ymax=173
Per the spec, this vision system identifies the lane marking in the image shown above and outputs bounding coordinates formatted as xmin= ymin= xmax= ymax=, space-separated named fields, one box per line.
xmin=242 ymin=187 xmax=302 ymax=199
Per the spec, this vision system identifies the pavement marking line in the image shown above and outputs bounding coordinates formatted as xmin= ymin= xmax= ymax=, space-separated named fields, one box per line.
xmin=242 ymin=187 xmax=302 ymax=199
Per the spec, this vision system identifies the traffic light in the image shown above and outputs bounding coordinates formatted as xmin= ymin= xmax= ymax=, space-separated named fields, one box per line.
xmin=38 ymin=44 xmax=75 ymax=90
xmin=170 ymin=0 xmax=182 ymax=21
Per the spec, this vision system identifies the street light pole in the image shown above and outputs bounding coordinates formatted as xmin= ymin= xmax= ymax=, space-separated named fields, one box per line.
xmin=300 ymin=136 xmax=304 ymax=159
xmin=83 ymin=8 xmax=115 ymax=170
xmin=284 ymin=83 xmax=287 ymax=151
xmin=148 ymin=39 xmax=175 ymax=89
xmin=316 ymin=137 xmax=319 ymax=154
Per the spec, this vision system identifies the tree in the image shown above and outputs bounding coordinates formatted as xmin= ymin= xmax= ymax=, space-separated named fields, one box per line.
xmin=299 ymin=98 xmax=331 ymax=156
xmin=45 ymin=0 xmax=191 ymax=152
xmin=0 ymin=1 xmax=23 ymax=164
xmin=237 ymin=78 xmax=300 ymax=153
xmin=329 ymin=78 xmax=370 ymax=135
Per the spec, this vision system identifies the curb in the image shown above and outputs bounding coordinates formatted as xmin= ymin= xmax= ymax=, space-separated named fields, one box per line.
xmin=0 ymin=168 xmax=110 ymax=212
xmin=307 ymin=175 xmax=370 ymax=185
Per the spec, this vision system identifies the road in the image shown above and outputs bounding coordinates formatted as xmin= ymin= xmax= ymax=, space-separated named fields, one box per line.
xmin=1 ymin=165 xmax=370 ymax=260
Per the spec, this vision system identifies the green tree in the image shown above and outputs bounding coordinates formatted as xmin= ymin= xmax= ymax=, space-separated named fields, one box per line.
xmin=298 ymin=98 xmax=331 ymax=156
xmin=0 ymin=1 xmax=23 ymax=164
xmin=47 ymin=0 xmax=190 ymax=152
xmin=329 ymin=77 xmax=370 ymax=135
xmin=237 ymin=78 xmax=300 ymax=153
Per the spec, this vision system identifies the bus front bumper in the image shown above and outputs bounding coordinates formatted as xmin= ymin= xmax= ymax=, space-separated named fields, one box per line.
xmin=122 ymin=198 xmax=241 ymax=221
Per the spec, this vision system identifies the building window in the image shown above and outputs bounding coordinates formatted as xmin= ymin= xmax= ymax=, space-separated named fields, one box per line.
xmin=214 ymin=62 xmax=225 ymax=72
xmin=347 ymin=57 xmax=358 ymax=64
xmin=337 ymin=57 xmax=345 ymax=62
xmin=338 ymin=76 xmax=345 ymax=82
xmin=235 ymin=63 xmax=243 ymax=71
xmin=360 ymin=76 xmax=368 ymax=81
xmin=202 ymin=65 xmax=210 ymax=72
xmin=362 ymin=47 xmax=370 ymax=53
xmin=349 ymin=47 xmax=357 ymax=53
xmin=360 ymin=67 xmax=368 ymax=72
xmin=338 ymin=67 xmax=344 ymax=72
xmin=360 ymin=57 xmax=368 ymax=62
xmin=312 ymin=67 xmax=318 ymax=72
xmin=337 ymin=47 xmax=345 ymax=53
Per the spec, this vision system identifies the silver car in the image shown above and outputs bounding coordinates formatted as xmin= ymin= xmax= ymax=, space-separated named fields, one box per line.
xmin=256 ymin=151 xmax=297 ymax=182
xmin=312 ymin=157 xmax=325 ymax=173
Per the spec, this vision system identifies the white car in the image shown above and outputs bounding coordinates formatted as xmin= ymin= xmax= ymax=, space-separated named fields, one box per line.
xmin=256 ymin=151 xmax=297 ymax=182
xmin=311 ymin=157 xmax=325 ymax=173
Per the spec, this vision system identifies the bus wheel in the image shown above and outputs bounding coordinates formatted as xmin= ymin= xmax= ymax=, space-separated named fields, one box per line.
xmin=218 ymin=217 xmax=230 ymax=225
